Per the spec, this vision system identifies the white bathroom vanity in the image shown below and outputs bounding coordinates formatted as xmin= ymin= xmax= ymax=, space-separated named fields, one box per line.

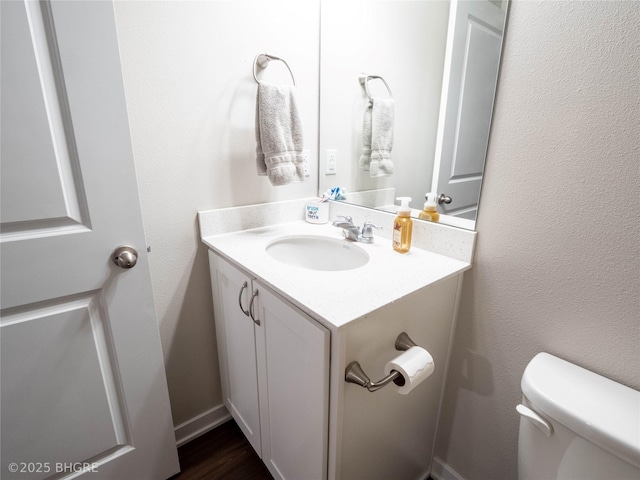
xmin=199 ymin=198 xmax=475 ymax=480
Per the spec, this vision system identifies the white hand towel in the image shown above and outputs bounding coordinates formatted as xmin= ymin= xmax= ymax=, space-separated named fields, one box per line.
xmin=368 ymin=97 xmax=394 ymax=177
xmin=255 ymin=82 xmax=305 ymax=186
xmin=358 ymin=101 xmax=373 ymax=171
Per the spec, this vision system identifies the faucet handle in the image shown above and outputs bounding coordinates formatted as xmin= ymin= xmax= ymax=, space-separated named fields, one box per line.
xmin=360 ymin=221 xmax=382 ymax=243
xmin=332 ymin=215 xmax=353 ymax=227
xmin=362 ymin=221 xmax=382 ymax=233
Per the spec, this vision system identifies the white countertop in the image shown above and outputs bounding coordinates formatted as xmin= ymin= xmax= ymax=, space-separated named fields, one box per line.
xmin=201 ymin=220 xmax=471 ymax=330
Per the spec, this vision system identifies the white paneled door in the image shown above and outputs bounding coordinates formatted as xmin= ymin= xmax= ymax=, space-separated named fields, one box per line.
xmin=433 ymin=0 xmax=505 ymax=220
xmin=0 ymin=1 xmax=179 ymax=479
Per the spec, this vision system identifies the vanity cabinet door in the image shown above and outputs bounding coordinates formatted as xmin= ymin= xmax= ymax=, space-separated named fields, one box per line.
xmin=209 ymin=252 xmax=330 ymax=480
xmin=254 ymin=282 xmax=330 ymax=480
xmin=210 ymin=253 xmax=262 ymax=456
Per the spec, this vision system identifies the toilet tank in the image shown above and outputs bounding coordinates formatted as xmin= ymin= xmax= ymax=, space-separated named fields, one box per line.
xmin=517 ymin=352 xmax=640 ymax=480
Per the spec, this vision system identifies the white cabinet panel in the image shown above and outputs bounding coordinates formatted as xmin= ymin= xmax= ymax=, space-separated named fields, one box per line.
xmin=212 ymin=255 xmax=262 ymax=455
xmin=256 ymin=282 xmax=329 ymax=480
xmin=209 ymin=253 xmax=329 ymax=480
xmin=338 ymin=276 xmax=462 ymax=480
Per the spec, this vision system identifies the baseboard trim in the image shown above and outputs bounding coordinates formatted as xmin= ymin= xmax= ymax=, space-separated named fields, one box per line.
xmin=174 ymin=404 xmax=231 ymax=447
xmin=431 ymin=457 xmax=466 ymax=480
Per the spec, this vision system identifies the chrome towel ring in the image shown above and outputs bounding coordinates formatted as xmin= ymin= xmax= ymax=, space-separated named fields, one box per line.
xmin=253 ymin=53 xmax=296 ymax=86
xmin=359 ymin=74 xmax=393 ymax=101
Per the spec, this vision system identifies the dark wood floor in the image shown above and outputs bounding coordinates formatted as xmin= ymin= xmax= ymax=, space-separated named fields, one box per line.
xmin=171 ymin=419 xmax=435 ymax=480
xmin=171 ymin=420 xmax=272 ymax=480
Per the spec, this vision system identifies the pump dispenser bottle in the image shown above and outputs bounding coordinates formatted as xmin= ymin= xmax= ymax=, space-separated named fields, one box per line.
xmin=393 ymin=197 xmax=413 ymax=253
xmin=419 ymin=193 xmax=439 ymax=222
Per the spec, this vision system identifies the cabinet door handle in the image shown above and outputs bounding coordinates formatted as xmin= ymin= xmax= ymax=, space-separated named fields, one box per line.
xmin=249 ymin=289 xmax=260 ymax=326
xmin=238 ymin=282 xmax=250 ymax=317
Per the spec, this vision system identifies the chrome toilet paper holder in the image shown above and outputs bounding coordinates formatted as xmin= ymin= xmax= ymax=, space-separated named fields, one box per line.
xmin=344 ymin=332 xmax=417 ymax=392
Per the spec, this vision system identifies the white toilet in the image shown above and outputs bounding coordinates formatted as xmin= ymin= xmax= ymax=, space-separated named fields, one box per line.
xmin=517 ymin=352 xmax=640 ymax=479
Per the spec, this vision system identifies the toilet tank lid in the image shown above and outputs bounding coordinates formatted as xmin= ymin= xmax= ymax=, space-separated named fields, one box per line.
xmin=521 ymin=352 xmax=640 ymax=468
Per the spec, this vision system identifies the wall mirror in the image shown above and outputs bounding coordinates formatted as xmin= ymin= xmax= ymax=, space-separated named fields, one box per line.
xmin=318 ymin=0 xmax=509 ymax=230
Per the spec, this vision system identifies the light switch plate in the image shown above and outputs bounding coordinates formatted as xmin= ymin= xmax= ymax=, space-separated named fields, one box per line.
xmin=325 ymin=149 xmax=337 ymax=175
xmin=302 ymin=149 xmax=311 ymax=177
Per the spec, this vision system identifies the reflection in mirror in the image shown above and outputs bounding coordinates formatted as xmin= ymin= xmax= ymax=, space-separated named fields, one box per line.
xmin=319 ymin=0 xmax=509 ymax=230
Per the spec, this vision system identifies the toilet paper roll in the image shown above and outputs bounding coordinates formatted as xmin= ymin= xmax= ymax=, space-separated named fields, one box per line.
xmin=384 ymin=346 xmax=434 ymax=395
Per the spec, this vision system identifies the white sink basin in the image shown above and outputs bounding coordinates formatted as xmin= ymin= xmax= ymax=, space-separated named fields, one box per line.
xmin=266 ymin=235 xmax=369 ymax=271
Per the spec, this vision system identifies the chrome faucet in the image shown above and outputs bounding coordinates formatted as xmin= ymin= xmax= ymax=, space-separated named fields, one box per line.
xmin=332 ymin=216 xmax=381 ymax=244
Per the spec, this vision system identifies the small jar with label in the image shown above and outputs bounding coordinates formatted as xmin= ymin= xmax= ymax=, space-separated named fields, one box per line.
xmin=305 ymin=201 xmax=329 ymax=224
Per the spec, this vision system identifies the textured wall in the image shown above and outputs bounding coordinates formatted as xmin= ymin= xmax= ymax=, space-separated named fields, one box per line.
xmin=435 ymin=1 xmax=640 ymax=478
xmin=113 ymin=0 xmax=320 ymax=426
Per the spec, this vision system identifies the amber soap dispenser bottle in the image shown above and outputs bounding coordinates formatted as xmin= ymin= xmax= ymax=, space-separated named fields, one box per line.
xmin=418 ymin=192 xmax=440 ymax=222
xmin=393 ymin=197 xmax=413 ymax=253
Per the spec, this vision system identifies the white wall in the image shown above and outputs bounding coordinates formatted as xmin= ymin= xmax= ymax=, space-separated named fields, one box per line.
xmin=319 ymin=0 xmax=449 ymax=209
xmin=435 ymin=1 xmax=640 ymax=478
xmin=113 ymin=0 xmax=320 ymax=425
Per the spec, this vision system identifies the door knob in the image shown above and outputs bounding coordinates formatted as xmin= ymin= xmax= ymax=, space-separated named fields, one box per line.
xmin=438 ymin=194 xmax=452 ymax=205
xmin=112 ymin=246 xmax=138 ymax=269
